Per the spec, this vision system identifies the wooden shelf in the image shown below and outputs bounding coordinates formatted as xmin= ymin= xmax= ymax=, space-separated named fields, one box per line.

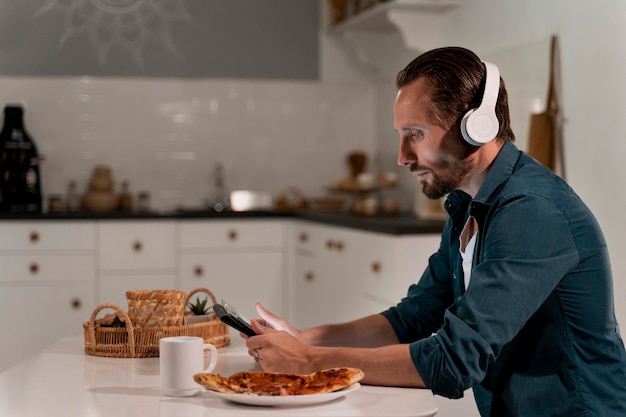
xmin=329 ymin=0 xmax=461 ymax=35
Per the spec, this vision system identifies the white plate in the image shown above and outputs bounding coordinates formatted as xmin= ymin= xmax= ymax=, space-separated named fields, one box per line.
xmin=208 ymin=383 xmax=361 ymax=407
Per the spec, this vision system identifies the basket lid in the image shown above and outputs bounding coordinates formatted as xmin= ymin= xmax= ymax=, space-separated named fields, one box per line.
xmin=125 ymin=289 xmax=186 ymax=300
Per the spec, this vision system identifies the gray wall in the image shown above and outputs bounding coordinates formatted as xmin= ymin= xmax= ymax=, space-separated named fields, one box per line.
xmin=0 ymin=0 xmax=319 ymax=79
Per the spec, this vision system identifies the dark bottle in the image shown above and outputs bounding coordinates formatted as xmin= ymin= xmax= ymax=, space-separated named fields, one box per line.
xmin=0 ymin=105 xmax=43 ymax=213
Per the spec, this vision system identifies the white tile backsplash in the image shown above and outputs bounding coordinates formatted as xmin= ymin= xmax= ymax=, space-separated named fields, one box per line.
xmin=0 ymin=76 xmax=377 ymax=211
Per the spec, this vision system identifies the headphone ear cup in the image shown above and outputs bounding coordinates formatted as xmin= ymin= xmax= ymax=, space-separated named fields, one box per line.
xmin=460 ymin=107 xmax=499 ymax=146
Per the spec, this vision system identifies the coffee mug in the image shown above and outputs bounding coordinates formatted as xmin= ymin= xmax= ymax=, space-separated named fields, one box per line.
xmin=160 ymin=336 xmax=218 ymax=396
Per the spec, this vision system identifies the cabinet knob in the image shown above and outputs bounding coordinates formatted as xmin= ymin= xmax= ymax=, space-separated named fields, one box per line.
xmin=71 ymin=298 xmax=82 ymax=310
xmin=133 ymin=241 xmax=143 ymax=252
xmin=29 ymin=262 xmax=39 ymax=274
xmin=371 ymin=262 xmax=381 ymax=273
xmin=29 ymin=231 xmax=40 ymax=243
xmin=305 ymin=272 xmax=315 ymax=282
xmin=228 ymin=230 xmax=238 ymax=241
xmin=299 ymin=233 xmax=308 ymax=243
xmin=194 ymin=265 xmax=204 ymax=277
xmin=325 ymin=240 xmax=344 ymax=251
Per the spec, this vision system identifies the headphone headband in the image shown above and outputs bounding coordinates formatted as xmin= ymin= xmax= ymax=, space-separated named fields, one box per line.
xmin=460 ymin=61 xmax=500 ymax=146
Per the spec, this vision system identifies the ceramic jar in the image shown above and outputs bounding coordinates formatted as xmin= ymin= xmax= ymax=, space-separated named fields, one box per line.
xmin=83 ymin=165 xmax=119 ymax=212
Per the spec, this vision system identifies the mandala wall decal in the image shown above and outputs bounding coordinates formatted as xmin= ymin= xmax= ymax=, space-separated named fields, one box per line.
xmin=35 ymin=0 xmax=193 ymax=67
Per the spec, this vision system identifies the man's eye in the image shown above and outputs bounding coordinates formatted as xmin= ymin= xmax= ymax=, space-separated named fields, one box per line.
xmin=410 ymin=130 xmax=424 ymax=140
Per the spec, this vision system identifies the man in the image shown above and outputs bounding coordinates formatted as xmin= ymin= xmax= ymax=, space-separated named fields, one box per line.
xmin=244 ymin=47 xmax=626 ymax=416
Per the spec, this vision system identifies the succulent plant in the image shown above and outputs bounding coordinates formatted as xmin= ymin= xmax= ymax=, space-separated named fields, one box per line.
xmin=188 ymin=296 xmax=210 ymax=315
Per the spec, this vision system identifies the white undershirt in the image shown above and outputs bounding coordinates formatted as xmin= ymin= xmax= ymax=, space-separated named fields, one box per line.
xmin=460 ymin=232 xmax=477 ymax=290
xmin=459 ymin=216 xmax=478 ymax=291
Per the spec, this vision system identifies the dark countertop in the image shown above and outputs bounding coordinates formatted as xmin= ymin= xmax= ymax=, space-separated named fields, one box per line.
xmin=0 ymin=209 xmax=445 ymax=235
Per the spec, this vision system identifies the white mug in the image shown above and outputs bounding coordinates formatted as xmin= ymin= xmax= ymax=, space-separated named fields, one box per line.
xmin=160 ymin=336 xmax=218 ymax=397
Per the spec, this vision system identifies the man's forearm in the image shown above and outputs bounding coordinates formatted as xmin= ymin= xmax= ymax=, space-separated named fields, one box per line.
xmin=308 ymin=343 xmax=426 ymax=387
xmin=302 ymin=313 xmax=400 ymax=348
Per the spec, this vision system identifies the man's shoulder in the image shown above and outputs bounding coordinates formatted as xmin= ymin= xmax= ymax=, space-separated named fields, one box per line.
xmin=500 ymin=153 xmax=571 ymax=199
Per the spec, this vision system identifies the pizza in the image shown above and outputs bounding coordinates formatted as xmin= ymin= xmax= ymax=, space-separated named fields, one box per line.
xmin=193 ymin=367 xmax=364 ymax=396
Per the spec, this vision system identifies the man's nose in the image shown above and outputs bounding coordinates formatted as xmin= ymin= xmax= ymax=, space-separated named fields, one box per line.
xmin=397 ymin=139 xmax=416 ymax=166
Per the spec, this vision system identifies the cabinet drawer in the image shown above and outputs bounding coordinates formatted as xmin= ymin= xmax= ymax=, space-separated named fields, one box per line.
xmin=98 ymin=221 xmax=176 ymax=270
xmin=0 ymin=221 xmax=95 ymax=251
xmin=0 ymin=282 xmax=94 ymax=373
xmin=0 ymin=254 xmax=95 ymax=282
xmin=179 ymin=220 xmax=284 ymax=250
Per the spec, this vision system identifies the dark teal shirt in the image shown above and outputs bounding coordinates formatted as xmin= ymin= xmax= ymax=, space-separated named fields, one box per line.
xmin=382 ymin=142 xmax=626 ymax=416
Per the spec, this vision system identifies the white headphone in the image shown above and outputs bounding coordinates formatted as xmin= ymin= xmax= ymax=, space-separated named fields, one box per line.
xmin=459 ymin=61 xmax=500 ymax=146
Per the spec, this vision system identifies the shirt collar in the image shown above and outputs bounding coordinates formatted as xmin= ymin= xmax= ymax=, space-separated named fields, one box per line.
xmin=473 ymin=141 xmax=521 ymax=205
xmin=444 ymin=141 xmax=522 ymax=226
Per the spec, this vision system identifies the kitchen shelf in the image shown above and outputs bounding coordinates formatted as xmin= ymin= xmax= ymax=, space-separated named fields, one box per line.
xmin=329 ymin=0 xmax=461 ymax=35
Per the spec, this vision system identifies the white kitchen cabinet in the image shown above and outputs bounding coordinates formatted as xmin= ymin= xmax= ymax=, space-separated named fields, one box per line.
xmin=0 ymin=221 xmax=96 ymax=373
xmin=0 ymin=216 xmax=445 ymax=382
xmin=178 ymin=220 xmax=287 ymax=321
xmin=290 ymin=220 xmax=440 ymax=328
xmin=96 ymin=220 xmax=177 ymax=307
xmin=291 ymin=221 xmax=365 ymax=328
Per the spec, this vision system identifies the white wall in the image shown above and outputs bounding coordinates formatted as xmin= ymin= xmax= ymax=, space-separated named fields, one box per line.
xmin=0 ymin=77 xmax=377 ymax=211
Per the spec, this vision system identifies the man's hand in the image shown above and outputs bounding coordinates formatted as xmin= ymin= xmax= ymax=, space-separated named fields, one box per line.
xmin=244 ymin=304 xmax=320 ymax=373
xmin=252 ymin=302 xmax=303 ymax=338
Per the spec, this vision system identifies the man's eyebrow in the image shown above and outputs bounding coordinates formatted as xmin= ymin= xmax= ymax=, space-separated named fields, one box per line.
xmin=398 ymin=125 xmax=428 ymax=133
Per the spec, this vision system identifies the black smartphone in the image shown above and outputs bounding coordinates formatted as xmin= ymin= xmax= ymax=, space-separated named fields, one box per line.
xmin=213 ymin=303 xmax=257 ymax=337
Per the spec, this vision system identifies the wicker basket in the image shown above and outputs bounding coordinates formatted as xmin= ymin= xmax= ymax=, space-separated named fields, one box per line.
xmin=185 ymin=287 xmax=217 ymax=319
xmin=83 ymin=288 xmax=230 ymax=358
xmin=126 ymin=289 xmax=186 ymax=328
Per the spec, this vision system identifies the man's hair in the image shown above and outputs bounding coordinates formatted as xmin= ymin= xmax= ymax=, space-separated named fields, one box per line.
xmin=396 ymin=46 xmax=515 ymax=143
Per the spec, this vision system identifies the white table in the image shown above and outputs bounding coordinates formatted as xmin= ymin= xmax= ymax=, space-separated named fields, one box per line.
xmin=0 ymin=335 xmax=439 ymax=417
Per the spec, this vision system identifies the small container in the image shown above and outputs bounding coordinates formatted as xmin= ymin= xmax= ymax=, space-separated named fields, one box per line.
xmin=66 ymin=181 xmax=82 ymax=212
xmin=118 ymin=180 xmax=133 ymax=212
xmin=48 ymin=195 xmax=63 ymax=213
xmin=137 ymin=191 xmax=150 ymax=212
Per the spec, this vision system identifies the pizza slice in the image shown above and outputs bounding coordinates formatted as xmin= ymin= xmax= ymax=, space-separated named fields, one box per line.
xmin=193 ymin=373 xmax=242 ymax=394
xmin=194 ymin=367 xmax=364 ymax=396
xmin=301 ymin=368 xmax=365 ymax=395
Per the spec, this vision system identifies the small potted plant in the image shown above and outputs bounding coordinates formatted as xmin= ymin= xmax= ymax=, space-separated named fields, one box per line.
xmin=185 ymin=296 xmax=214 ymax=325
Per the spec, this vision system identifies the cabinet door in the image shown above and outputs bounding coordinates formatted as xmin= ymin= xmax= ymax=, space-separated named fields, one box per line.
xmin=180 ymin=220 xmax=284 ymax=250
xmin=0 ymin=283 xmax=94 ymax=373
xmin=290 ymin=223 xmax=364 ymax=326
xmin=354 ymin=231 xmax=399 ymax=306
xmin=0 ymin=254 xmax=95 ymax=283
xmin=0 ymin=221 xmax=95 ymax=251
xmin=179 ymin=252 xmax=283 ymax=321
xmin=98 ymin=221 xmax=176 ymax=271
xmin=292 ymin=252 xmax=332 ymax=328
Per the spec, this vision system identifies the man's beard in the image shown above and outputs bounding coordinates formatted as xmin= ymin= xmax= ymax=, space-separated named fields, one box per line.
xmin=411 ymin=154 xmax=473 ymax=199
